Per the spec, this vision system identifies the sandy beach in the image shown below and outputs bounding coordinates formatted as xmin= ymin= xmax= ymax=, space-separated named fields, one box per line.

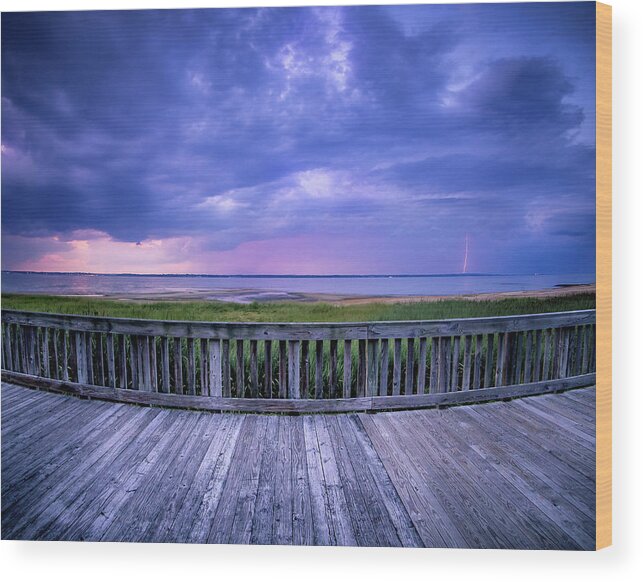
xmin=81 ymin=283 xmax=596 ymax=305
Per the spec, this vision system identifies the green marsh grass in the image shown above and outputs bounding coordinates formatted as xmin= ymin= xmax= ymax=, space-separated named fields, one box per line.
xmin=1 ymin=292 xmax=595 ymax=323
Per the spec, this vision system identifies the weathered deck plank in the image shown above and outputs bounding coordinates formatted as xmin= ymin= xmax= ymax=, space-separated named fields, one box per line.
xmin=1 ymin=382 xmax=595 ymax=548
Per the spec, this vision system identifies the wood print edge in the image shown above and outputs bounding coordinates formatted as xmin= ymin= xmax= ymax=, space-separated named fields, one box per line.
xmin=595 ymin=0 xmax=612 ymax=551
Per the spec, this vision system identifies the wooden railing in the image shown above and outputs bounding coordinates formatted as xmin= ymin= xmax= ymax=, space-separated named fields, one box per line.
xmin=1 ymin=309 xmax=596 ymax=412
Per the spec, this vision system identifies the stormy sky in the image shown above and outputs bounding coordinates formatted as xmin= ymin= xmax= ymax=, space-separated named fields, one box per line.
xmin=1 ymin=3 xmax=596 ymax=275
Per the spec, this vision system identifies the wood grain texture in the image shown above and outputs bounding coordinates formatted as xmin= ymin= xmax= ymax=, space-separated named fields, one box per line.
xmin=1 ymin=309 xmax=596 ymax=339
xmin=1 ymin=369 xmax=595 ymax=414
xmin=595 ymin=0 xmax=612 ymax=550
xmin=1 ymin=381 xmax=595 ymax=548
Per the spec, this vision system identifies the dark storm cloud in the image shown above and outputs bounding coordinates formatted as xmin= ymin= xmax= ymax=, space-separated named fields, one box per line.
xmin=1 ymin=3 xmax=596 ymax=274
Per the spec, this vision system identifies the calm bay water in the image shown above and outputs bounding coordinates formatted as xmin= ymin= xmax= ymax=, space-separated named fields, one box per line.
xmin=1 ymin=272 xmax=595 ymax=302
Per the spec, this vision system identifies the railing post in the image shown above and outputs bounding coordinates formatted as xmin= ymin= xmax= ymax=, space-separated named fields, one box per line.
xmin=367 ymin=339 xmax=379 ymax=397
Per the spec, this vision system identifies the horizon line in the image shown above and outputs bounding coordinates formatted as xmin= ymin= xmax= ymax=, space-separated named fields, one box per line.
xmin=2 ymin=270 xmax=595 ymax=278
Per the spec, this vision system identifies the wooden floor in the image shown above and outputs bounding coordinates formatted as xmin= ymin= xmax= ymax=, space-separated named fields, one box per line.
xmin=1 ymin=382 xmax=596 ymax=549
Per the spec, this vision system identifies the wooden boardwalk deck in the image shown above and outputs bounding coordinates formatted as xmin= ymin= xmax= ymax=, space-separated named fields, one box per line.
xmin=1 ymin=382 xmax=596 ymax=549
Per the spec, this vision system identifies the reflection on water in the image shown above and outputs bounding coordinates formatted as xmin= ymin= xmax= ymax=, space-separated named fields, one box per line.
xmin=1 ymin=272 xmax=595 ymax=301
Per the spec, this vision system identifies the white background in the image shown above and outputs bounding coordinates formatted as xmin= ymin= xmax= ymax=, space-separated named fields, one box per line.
xmin=0 ymin=0 xmax=641 ymax=580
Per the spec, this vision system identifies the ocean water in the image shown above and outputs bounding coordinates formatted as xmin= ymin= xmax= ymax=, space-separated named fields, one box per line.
xmin=1 ymin=272 xmax=595 ymax=302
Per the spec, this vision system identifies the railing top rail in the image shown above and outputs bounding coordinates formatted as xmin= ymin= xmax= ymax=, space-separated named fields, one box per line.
xmin=1 ymin=308 xmax=596 ymax=340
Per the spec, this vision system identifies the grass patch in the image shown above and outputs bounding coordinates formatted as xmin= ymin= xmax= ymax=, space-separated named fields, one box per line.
xmin=1 ymin=293 xmax=596 ymax=322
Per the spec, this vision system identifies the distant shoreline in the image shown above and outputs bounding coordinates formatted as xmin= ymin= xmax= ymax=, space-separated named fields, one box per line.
xmin=331 ymin=283 xmax=596 ymax=306
xmin=2 ymin=270 xmax=584 ymax=279
xmin=2 ymin=283 xmax=596 ymax=305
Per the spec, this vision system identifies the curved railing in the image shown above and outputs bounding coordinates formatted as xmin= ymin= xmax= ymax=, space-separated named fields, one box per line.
xmin=1 ymin=309 xmax=596 ymax=412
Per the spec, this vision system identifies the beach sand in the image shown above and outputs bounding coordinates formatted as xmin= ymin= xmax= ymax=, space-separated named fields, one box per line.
xmin=91 ymin=283 xmax=596 ymax=305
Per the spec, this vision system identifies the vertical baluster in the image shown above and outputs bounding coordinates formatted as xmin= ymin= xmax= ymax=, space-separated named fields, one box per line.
xmin=199 ymin=338 xmax=208 ymax=396
xmin=462 ymin=335 xmax=472 ymax=390
xmin=187 ymin=338 xmax=196 ymax=396
xmin=4 ymin=324 xmax=14 ymax=371
xmin=21 ymin=324 xmax=29 ymax=375
xmin=558 ymin=327 xmax=567 ymax=377
xmin=235 ymin=339 xmax=244 ymax=397
xmin=557 ymin=328 xmax=565 ymax=377
xmin=1 ymin=325 xmax=7 ymax=370
xmin=139 ymin=336 xmax=146 ymax=390
xmin=429 ymin=337 xmax=439 ymax=393
xmin=579 ymin=325 xmax=588 ymax=374
xmin=61 ymin=330 xmax=69 ymax=381
xmin=542 ymin=329 xmax=552 ymax=381
xmin=7 ymin=325 xmax=14 ymax=371
xmin=356 ymin=339 xmax=366 ymax=397
xmin=208 ymin=339 xmax=222 ymax=397
xmin=118 ymin=335 xmax=127 ymax=388
xmin=503 ymin=332 xmax=515 ymax=386
xmin=15 ymin=326 xmax=23 ymax=373
xmin=288 ymin=340 xmax=301 ymax=398
xmin=533 ymin=329 xmax=543 ymax=382
xmin=301 ymin=340 xmax=310 ymax=399
xmin=42 ymin=328 xmax=50 ymax=378
xmin=68 ymin=329 xmax=77 ymax=381
xmin=315 ymin=340 xmax=323 ymax=399
xmin=513 ymin=332 xmax=524 ymax=385
xmin=567 ymin=327 xmax=577 ymax=377
xmin=559 ymin=327 xmax=571 ymax=378
xmin=86 ymin=333 xmax=95 ymax=384
xmin=472 ymin=334 xmax=483 ymax=389
xmin=330 ymin=339 xmax=338 ymax=398
xmin=404 ymin=338 xmax=414 ymax=396
xmin=96 ymin=334 xmax=105 ymax=386
xmin=250 ymin=340 xmax=259 ymax=398
xmin=22 ymin=325 xmax=31 ymax=374
xmin=1 ymin=325 xmax=4 ymax=371
xmin=379 ymin=338 xmax=389 ymax=396
xmin=343 ymin=339 xmax=352 ymax=398
xmin=11 ymin=324 xmax=18 ymax=371
xmin=495 ymin=333 xmax=506 ymax=387
xmin=484 ymin=334 xmax=494 ymax=388
xmin=13 ymin=326 xmax=19 ymax=373
xmin=451 ymin=336 xmax=461 ymax=391
xmin=222 ymin=339 xmax=231 ymax=397
xmin=264 ymin=340 xmax=273 ymax=398
xmin=160 ymin=337 xmax=170 ymax=393
xmin=151 ymin=337 xmax=159 ymax=392
xmin=141 ymin=336 xmax=151 ymax=392
xmin=416 ymin=337 xmax=427 ymax=395
xmin=393 ymin=338 xmax=402 ymax=395
xmin=551 ymin=329 xmax=561 ymax=380
xmin=279 ymin=340 xmax=287 ymax=398
xmin=136 ymin=336 xmax=145 ymax=389
xmin=32 ymin=327 xmax=41 ymax=375
xmin=130 ymin=335 xmax=139 ymax=389
xmin=201 ymin=339 xmax=208 ymax=394
xmin=523 ymin=331 xmax=533 ymax=383
xmin=21 ymin=326 xmax=30 ymax=374
xmin=106 ymin=333 xmax=116 ymax=388
xmin=438 ymin=336 xmax=449 ymax=393
xmin=50 ymin=329 xmax=60 ymax=380
xmin=75 ymin=331 xmax=88 ymax=384
xmin=572 ymin=325 xmax=583 ymax=376
xmin=367 ymin=339 xmax=379 ymax=397
xmin=173 ymin=337 xmax=183 ymax=394
xmin=444 ymin=337 xmax=452 ymax=391
xmin=28 ymin=327 xmax=37 ymax=375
